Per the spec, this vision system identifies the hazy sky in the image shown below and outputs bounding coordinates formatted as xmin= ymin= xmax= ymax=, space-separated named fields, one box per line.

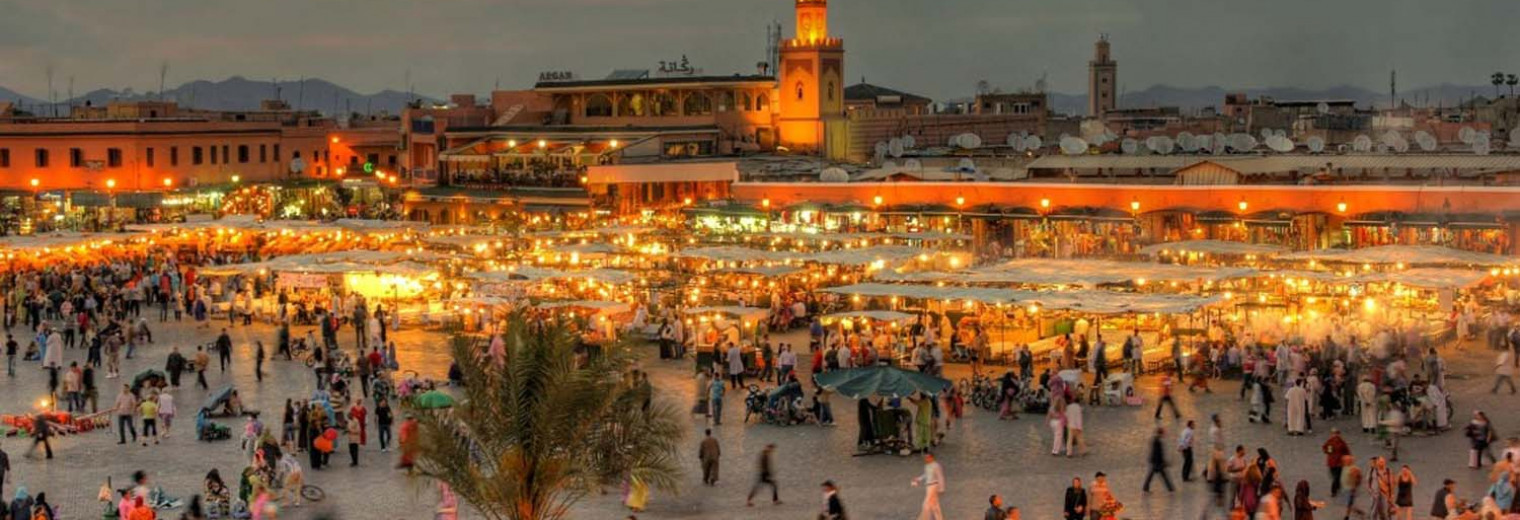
xmin=4 ymin=0 xmax=1518 ymax=102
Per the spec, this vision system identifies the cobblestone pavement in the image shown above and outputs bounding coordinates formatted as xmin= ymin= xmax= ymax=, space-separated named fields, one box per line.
xmin=0 ymin=316 xmax=1514 ymax=519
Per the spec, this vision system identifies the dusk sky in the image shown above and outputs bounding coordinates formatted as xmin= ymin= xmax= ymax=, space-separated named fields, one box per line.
xmin=4 ymin=0 xmax=1518 ymax=102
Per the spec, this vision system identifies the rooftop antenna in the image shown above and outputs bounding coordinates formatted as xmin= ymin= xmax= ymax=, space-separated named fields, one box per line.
xmin=67 ymin=76 xmax=74 ymax=112
xmin=1389 ymin=70 xmax=1397 ymax=111
xmin=297 ymin=76 xmax=306 ymax=111
xmin=158 ymin=61 xmax=169 ymax=102
xmin=45 ymin=63 xmax=55 ymax=117
xmin=406 ymin=68 xmax=414 ymax=103
xmin=494 ymin=76 xmax=501 ymax=91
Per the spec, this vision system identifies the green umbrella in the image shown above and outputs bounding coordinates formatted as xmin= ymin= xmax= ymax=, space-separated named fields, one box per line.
xmin=814 ymin=366 xmax=952 ymax=399
xmin=131 ymin=369 xmax=167 ymax=391
xmin=414 ymin=390 xmax=455 ymax=409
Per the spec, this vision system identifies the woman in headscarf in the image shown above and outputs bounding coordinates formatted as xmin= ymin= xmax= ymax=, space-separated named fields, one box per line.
xmin=32 ymin=492 xmax=56 ymax=520
xmin=1292 ymin=480 xmax=1322 ymax=520
xmin=9 ymin=486 xmax=32 ymax=520
xmin=204 ymin=469 xmax=231 ymax=518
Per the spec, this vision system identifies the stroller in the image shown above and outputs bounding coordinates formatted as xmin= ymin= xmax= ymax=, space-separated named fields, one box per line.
xmin=197 ymin=410 xmax=232 ymax=442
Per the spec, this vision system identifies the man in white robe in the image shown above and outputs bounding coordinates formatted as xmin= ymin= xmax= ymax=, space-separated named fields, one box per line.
xmin=1285 ymin=380 xmax=1309 ymax=435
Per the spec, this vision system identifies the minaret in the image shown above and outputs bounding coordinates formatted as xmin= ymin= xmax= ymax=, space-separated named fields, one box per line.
xmin=778 ymin=0 xmax=845 ymax=155
xmin=1088 ymin=34 xmax=1117 ymax=118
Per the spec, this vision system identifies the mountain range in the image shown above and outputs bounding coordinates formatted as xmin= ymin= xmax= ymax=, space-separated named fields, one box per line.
xmin=1 ymin=77 xmax=1509 ymax=117
xmin=0 ymin=76 xmax=440 ymax=116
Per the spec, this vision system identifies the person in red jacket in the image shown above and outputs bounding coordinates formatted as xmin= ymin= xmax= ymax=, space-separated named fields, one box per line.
xmin=1322 ymin=428 xmax=1351 ymax=497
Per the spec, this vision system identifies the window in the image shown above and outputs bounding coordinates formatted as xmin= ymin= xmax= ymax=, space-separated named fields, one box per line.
xmin=293 ymin=150 xmax=301 ymax=159
xmin=618 ymin=94 xmax=645 ymax=117
xmin=34 ymin=148 xmax=49 ymax=168
xmin=388 ymin=154 xmax=397 ymax=166
xmin=259 ymin=144 xmax=267 ymax=163
xmin=193 ymin=147 xmax=204 ymax=165
xmin=795 ymin=82 xmax=805 ymax=101
xmin=70 ymin=148 xmax=83 ymax=168
xmin=740 ymin=92 xmax=753 ymax=111
xmin=585 ymin=94 xmax=613 ymax=117
xmin=756 ymin=94 xmax=770 ymax=112
xmin=237 ymin=145 xmax=249 ymax=164
xmin=718 ymin=91 xmax=735 ymax=112
xmin=682 ymin=93 xmax=712 ymax=116
xmin=651 ymin=92 xmax=676 ymax=116
xmin=273 ymin=144 xmax=281 ymax=163
xmin=146 ymin=148 xmax=156 ymax=167
xmin=0 ymin=148 xmax=9 ymax=168
xmin=107 ymin=148 xmax=122 ymax=168
xmin=170 ymin=147 xmax=179 ymax=166
xmin=223 ymin=145 xmax=231 ymax=164
xmin=323 ymin=151 xmax=330 ymax=162
xmin=827 ymin=82 xmax=835 ymax=101
xmin=367 ymin=153 xmax=379 ymax=165
xmin=210 ymin=146 xmax=218 ymax=164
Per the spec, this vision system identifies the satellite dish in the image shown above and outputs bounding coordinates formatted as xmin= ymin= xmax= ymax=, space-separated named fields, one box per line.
xmin=888 ymin=138 xmax=905 ymax=158
xmin=901 ymin=135 xmax=916 ymax=149
xmin=1351 ymin=135 xmax=1373 ymax=153
xmin=1212 ymin=133 xmax=1229 ymax=154
xmin=819 ymin=167 xmax=850 ymax=183
xmin=1306 ymin=136 xmax=1326 ymax=154
xmin=960 ymin=133 xmax=982 ymax=149
xmin=1316 ymin=102 xmax=1330 ymax=115
xmin=1509 ymin=128 xmax=1520 ymax=147
xmin=903 ymin=159 xmax=923 ymax=171
xmin=1393 ymin=139 xmax=1409 ymax=153
xmin=1059 ymin=136 xmax=1089 ymax=155
xmin=1474 ymin=139 xmax=1492 ymax=156
xmin=874 ymin=141 xmax=889 ymax=156
xmin=288 ymin=157 xmax=307 ymax=175
xmin=1022 ymin=135 xmax=1042 ymax=150
xmin=1154 ymin=136 xmax=1176 ymax=155
xmin=1228 ymin=133 xmax=1257 ymax=152
xmin=956 ymin=158 xmax=976 ymax=172
xmin=1195 ymin=134 xmax=1212 ymax=152
xmin=1144 ymin=136 xmax=1161 ymax=153
xmin=1177 ymin=132 xmax=1198 ymax=152
xmin=1266 ymin=135 xmax=1294 ymax=153
xmin=1380 ymin=131 xmax=1402 ymax=147
xmin=1121 ymin=138 xmax=1139 ymax=155
xmin=1006 ymin=134 xmax=1024 ymax=150
xmin=1260 ymin=128 xmax=1276 ymax=140
xmin=1415 ymin=131 xmax=1437 ymax=152
xmin=1458 ymin=126 xmax=1476 ymax=144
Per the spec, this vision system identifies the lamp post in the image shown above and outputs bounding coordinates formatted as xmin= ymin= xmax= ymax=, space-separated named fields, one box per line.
xmin=106 ymin=178 xmax=117 ymax=231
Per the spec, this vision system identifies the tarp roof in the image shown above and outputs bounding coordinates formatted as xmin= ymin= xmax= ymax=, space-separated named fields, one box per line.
xmin=821 ymin=283 xmax=1223 ymax=314
xmin=1140 ymin=240 xmax=1288 ymax=257
xmin=1280 ymin=245 xmax=1514 ymax=266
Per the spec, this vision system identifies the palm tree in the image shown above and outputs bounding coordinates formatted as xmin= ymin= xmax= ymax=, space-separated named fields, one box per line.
xmin=1493 ymin=72 xmax=1506 ymax=98
xmin=410 ymin=315 xmax=684 ymax=520
xmin=1507 ymin=74 xmax=1518 ymax=98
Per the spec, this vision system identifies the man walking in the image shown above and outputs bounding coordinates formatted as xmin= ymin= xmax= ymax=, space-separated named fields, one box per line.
xmin=113 ymin=384 xmax=138 ymax=445
xmin=1143 ymin=427 xmax=1175 ymax=493
xmin=1178 ymin=420 xmax=1196 ymax=482
xmin=698 ymin=429 xmax=721 ymax=486
xmin=194 ymin=346 xmax=210 ymax=390
xmin=1322 ymin=428 xmax=1351 ymax=497
xmin=1154 ymin=374 xmax=1181 ymax=420
xmin=911 ymin=453 xmax=945 ymax=520
xmin=215 ymin=329 xmax=233 ymax=372
xmin=1493 ymin=347 xmax=1517 ymax=394
xmin=746 ymin=444 xmax=780 ymax=507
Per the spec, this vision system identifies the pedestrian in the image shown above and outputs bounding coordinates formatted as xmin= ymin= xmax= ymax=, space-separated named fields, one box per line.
xmin=698 ymin=429 xmax=720 ymax=486
xmin=1048 ymin=396 xmax=1066 ymax=456
xmin=1465 ymin=411 xmax=1497 ymax=468
xmin=746 ymin=444 xmax=780 ymax=507
xmin=215 ymin=329 xmax=232 ymax=372
xmin=1393 ymin=465 xmax=1414 ymax=520
xmin=1062 ymin=477 xmax=1086 ymax=520
xmin=1154 ymin=374 xmax=1181 ymax=420
xmin=5 ymin=334 xmax=15 ymax=377
xmin=1143 ymin=427 xmax=1175 ymax=493
xmin=254 ymin=341 xmax=265 ymax=383
xmin=0 ymin=439 xmax=9 ymax=496
xmin=1321 ymin=428 xmax=1350 ymax=497
xmin=820 ymin=480 xmax=846 ymax=520
xmin=375 ymin=397 xmax=393 ymax=452
xmin=726 ymin=342 xmax=745 ymax=389
xmin=115 ymin=384 xmax=138 ymax=445
xmin=1291 ymin=480 xmax=1324 ymax=520
xmin=1179 ymin=420 xmax=1197 ymax=482
xmin=158 ymin=390 xmax=175 ymax=438
xmin=708 ymin=372 xmax=725 ymax=426
xmin=1428 ymin=479 xmax=1456 ymax=520
xmin=1366 ymin=457 xmax=1393 ymax=520
xmin=1492 ymin=348 xmax=1516 ymax=394
xmin=1204 ymin=445 xmax=1228 ymax=518
xmin=346 ymin=415 xmax=361 ymax=466
xmin=139 ymin=390 xmax=160 ymax=446
xmin=194 ymin=346 xmax=210 ymax=390
xmin=165 ymin=346 xmax=186 ymax=388
xmin=1285 ymin=379 xmax=1310 ymax=435
xmin=911 ymin=453 xmax=944 ymax=520
xmin=984 ymin=494 xmax=1006 ymax=520
xmin=1340 ymin=455 xmax=1362 ymax=519
xmin=1065 ymin=399 xmax=1086 ymax=457
xmin=27 ymin=413 xmax=52 ymax=460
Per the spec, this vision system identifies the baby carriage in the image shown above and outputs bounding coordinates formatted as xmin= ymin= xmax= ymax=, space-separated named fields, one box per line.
xmin=197 ymin=410 xmax=232 ymax=442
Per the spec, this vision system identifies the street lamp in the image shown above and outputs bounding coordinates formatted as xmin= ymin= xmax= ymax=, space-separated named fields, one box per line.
xmin=231 ymin=175 xmax=241 ymax=184
xmin=1130 ymin=199 xmax=1141 ymax=213
xmin=106 ymin=179 xmax=117 ymax=230
xmin=162 ymin=178 xmax=173 ymax=188
xmin=1336 ymin=200 xmax=1348 ymax=213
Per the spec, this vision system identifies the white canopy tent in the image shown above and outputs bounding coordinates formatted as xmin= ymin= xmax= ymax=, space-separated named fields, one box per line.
xmin=821 ymin=283 xmax=1223 ymax=315
xmin=887 ymin=259 xmax=1257 ymax=287
xmin=1281 ymin=245 xmax=1515 ymax=266
xmin=1140 ymin=240 xmax=1288 ymax=257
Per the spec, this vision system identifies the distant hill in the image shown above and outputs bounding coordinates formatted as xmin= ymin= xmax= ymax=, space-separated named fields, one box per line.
xmin=1048 ymin=83 xmax=1501 ymax=116
xmin=0 ymin=76 xmax=440 ymax=116
xmin=0 ymin=86 xmax=44 ymax=107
